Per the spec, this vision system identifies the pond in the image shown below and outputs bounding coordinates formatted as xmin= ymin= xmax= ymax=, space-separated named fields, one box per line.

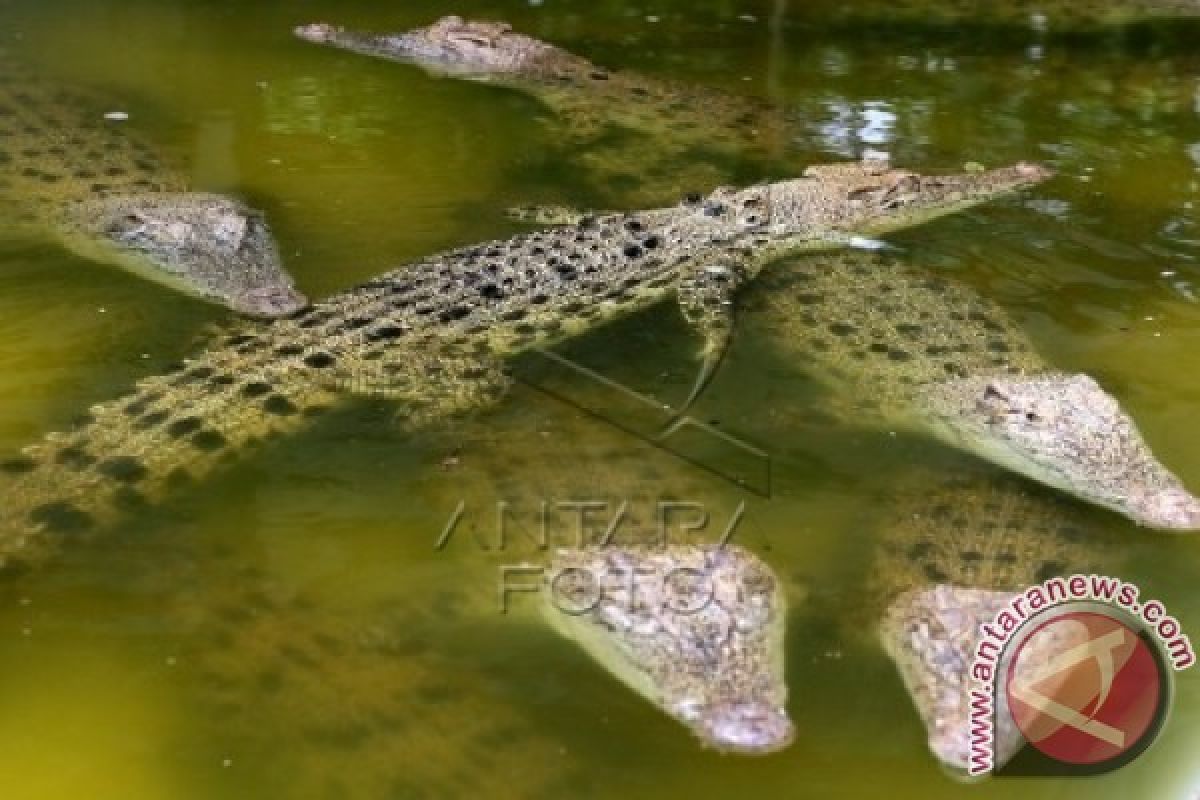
xmin=0 ymin=0 xmax=1198 ymax=797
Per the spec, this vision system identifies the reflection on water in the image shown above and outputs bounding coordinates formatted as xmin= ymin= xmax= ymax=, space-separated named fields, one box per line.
xmin=0 ymin=0 xmax=1198 ymax=797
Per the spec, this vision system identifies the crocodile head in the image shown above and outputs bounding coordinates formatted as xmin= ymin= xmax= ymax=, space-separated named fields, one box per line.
xmin=920 ymin=373 xmax=1200 ymax=530
xmin=882 ymin=585 xmax=1092 ymax=775
xmin=295 ymin=17 xmax=582 ymax=79
xmin=543 ymin=545 xmax=793 ymax=755
xmin=60 ymin=193 xmax=308 ymax=318
xmin=750 ymin=159 xmax=1052 ymax=245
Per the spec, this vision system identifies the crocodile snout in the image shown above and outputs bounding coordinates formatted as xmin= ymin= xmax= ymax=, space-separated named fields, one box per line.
xmin=234 ymin=286 xmax=310 ymax=319
xmin=1015 ymin=161 xmax=1055 ymax=181
xmin=1131 ymin=485 xmax=1200 ymax=531
xmin=696 ymin=701 xmax=794 ymax=755
xmin=294 ymin=23 xmax=340 ymax=44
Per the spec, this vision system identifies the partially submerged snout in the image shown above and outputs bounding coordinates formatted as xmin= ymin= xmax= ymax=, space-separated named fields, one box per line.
xmin=293 ymin=22 xmax=340 ymax=46
xmin=921 ymin=372 xmax=1200 ymax=530
xmin=1129 ymin=485 xmax=1200 ymax=531
xmin=880 ymin=586 xmax=1027 ymax=774
xmin=757 ymin=159 xmax=1053 ymax=245
xmin=543 ymin=545 xmax=793 ymax=755
xmin=693 ymin=700 xmax=794 ymax=755
xmin=295 ymin=16 xmax=567 ymax=77
xmin=232 ymin=285 xmax=310 ymax=319
xmin=62 ymin=192 xmax=307 ymax=318
xmin=845 ymin=160 xmax=1054 ymax=236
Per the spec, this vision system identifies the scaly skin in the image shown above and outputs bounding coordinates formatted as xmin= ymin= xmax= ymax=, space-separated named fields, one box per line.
xmin=0 ymin=62 xmax=306 ymax=317
xmin=749 ymin=252 xmax=1200 ymax=529
xmin=160 ymin=387 xmax=793 ymax=767
xmin=867 ymin=469 xmax=1120 ymax=773
xmin=0 ymin=160 xmax=1044 ymax=566
xmin=424 ymin=387 xmax=798 ymax=754
xmin=545 ymin=545 xmax=790 ymax=754
xmin=170 ymin=560 xmax=590 ymax=798
xmin=295 ymin=16 xmax=791 ymax=199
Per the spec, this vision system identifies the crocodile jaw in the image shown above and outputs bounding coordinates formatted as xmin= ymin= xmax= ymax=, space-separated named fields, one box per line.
xmin=919 ymin=373 xmax=1200 ymax=530
xmin=296 ymin=17 xmax=570 ymax=78
xmin=687 ymin=700 xmax=794 ymax=755
xmin=860 ymin=162 xmax=1054 ymax=236
xmin=881 ymin=587 xmax=1023 ymax=775
xmin=758 ymin=161 xmax=1052 ymax=245
xmin=542 ymin=545 xmax=793 ymax=755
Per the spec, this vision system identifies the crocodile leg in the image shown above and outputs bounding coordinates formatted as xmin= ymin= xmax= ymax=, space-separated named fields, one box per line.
xmin=660 ymin=260 xmax=748 ymax=436
xmin=507 ymin=202 xmax=748 ymax=426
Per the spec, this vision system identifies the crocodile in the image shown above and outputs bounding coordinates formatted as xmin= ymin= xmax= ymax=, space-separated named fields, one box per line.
xmin=154 ymin=390 xmax=794 ymax=781
xmin=865 ymin=468 xmax=1122 ymax=773
xmin=0 ymin=159 xmax=1044 ymax=570
xmin=679 ymin=248 xmax=1200 ymax=530
xmin=0 ymin=62 xmax=307 ymax=317
xmin=294 ymin=16 xmax=792 ymax=201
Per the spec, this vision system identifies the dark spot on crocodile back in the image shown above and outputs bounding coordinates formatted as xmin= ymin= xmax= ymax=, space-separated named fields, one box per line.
xmin=263 ymin=395 xmax=298 ymax=416
xmin=97 ymin=456 xmax=148 ymax=483
xmin=922 ymin=564 xmax=949 ymax=582
xmin=829 ymin=322 xmax=856 ymax=337
xmin=30 ymin=501 xmax=94 ymax=534
xmin=303 ymin=353 xmax=336 ymax=369
xmin=167 ymin=417 xmax=203 ymax=438
xmin=191 ymin=430 xmax=228 ymax=452
xmin=55 ymin=445 xmax=96 ymax=469
xmin=134 ymin=410 xmax=170 ymax=431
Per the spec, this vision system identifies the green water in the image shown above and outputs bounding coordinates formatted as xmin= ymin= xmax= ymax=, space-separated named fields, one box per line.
xmin=1 ymin=0 xmax=1199 ymax=797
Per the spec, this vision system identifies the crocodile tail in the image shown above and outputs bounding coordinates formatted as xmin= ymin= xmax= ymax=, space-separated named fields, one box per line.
xmin=0 ymin=342 xmax=338 ymax=571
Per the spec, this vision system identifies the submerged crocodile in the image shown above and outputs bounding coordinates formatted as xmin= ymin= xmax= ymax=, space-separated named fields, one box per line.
xmin=866 ymin=468 xmax=1121 ymax=773
xmin=707 ymin=248 xmax=1200 ymax=529
xmin=0 ymin=159 xmax=1044 ymax=570
xmin=155 ymin=389 xmax=794 ymax=779
xmin=0 ymin=63 xmax=306 ymax=316
xmin=295 ymin=16 xmax=792 ymax=199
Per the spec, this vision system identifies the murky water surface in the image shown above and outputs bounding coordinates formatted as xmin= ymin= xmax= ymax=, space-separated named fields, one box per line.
xmin=0 ymin=0 xmax=1199 ymax=797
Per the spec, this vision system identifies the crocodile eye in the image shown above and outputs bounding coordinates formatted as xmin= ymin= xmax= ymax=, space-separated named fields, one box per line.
xmin=108 ymin=213 xmax=143 ymax=236
xmin=452 ymin=34 xmax=492 ymax=47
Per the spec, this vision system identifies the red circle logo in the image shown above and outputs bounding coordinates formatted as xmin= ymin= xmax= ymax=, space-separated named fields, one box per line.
xmin=1005 ymin=610 xmax=1165 ymax=768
